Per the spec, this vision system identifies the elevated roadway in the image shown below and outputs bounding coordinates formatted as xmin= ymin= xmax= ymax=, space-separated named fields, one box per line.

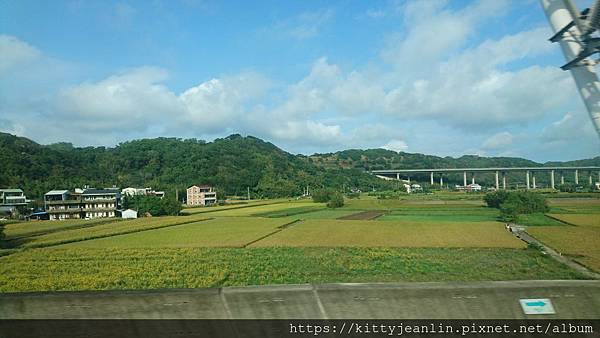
xmin=371 ymin=166 xmax=600 ymax=190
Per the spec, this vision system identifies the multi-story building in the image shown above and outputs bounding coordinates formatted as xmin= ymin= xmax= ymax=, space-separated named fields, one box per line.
xmin=0 ymin=188 xmax=29 ymax=218
xmin=0 ymin=189 xmax=28 ymax=207
xmin=44 ymin=188 xmax=121 ymax=220
xmin=186 ymin=185 xmax=217 ymax=206
xmin=121 ymin=187 xmax=165 ymax=199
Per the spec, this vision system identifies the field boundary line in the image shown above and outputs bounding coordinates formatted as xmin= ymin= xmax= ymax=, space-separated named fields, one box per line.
xmin=242 ymin=219 xmax=302 ymax=248
xmin=544 ymin=214 xmax=578 ymax=226
xmin=27 ymin=217 xmax=215 ymax=249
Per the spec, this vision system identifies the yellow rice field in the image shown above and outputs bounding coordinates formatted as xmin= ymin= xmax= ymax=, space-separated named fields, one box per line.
xmin=249 ymin=219 xmax=525 ymax=248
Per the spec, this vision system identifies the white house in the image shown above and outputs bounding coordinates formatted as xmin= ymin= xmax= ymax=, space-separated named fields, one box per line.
xmin=122 ymin=187 xmax=165 ymax=199
xmin=121 ymin=209 xmax=138 ymax=219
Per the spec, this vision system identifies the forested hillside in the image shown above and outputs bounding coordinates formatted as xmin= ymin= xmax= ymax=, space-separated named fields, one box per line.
xmin=1 ymin=132 xmax=598 ymax=200
xmin=0 ymin=133 xmax=392 ymax=200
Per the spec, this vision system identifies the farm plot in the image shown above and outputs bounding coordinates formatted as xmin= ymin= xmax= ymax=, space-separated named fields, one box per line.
xmin=253 ymin=205 xmax=324 ymax=218
xmin=338 ymin=211 xmax=386 ymax=220
xmin=2 ymin=218 xmax=113 ymax=240
xmin=0 ymin=247 xmax=584 ymax=292
xmin=62 ymin=217 xmax=296 ymax=248
xmin=204 ymin=202 xmax=321 ymax=217
xmin=527 ymin=225 xmax=600 ymax=272
xmin=296 ymin=209 xmax=357 ymax=219
xmin=378 ymin=207 xmax=498 ymax=223
xmin=547 ymin=214 xmax=600 ymax=227
xmin=13 ymin=214 xmax=211 ymax=248
xmin=249 ymin=220 xmax=525 ymax=248
xmin=181 ymin=199 xmax=285 ymax=214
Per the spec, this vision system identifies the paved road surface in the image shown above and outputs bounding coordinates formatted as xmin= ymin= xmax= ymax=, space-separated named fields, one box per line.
xmin=2 ymin=280 xmax=599 ymax=319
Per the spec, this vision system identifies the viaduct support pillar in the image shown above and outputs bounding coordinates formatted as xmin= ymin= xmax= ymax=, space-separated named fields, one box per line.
xmin=551 ymin=170 xmax=555 ymax=190
xmin=440 ymin=174 xmax=443 ymax=188
xmin=590 ymin=173 xmax=593 ymax=186
xmin=532 ymin=172 xmax=537 ymax=189
xmin=526 ymin=171 xmax=530 ymax=189
xmin=561 ymin=173 xmax=565 ymax=185
xmin=396 ymin=173 xmax=400 ymax=181
xmin=502 ymin=172 xmax=507 ymax=190
xmin=575 ymin=170 xmax=579 ymax=185
xmin=471 ymin=173 xmax=475 ymax=185
xmin=463 ymin=171 xmax=467 ymax=187
xmin=430 ymin=172 xmax=434 ymax=185
xmin=495 ymin=171 xmax=499 ymax=190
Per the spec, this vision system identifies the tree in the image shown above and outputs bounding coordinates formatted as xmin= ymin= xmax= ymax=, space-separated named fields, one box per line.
xmin=326 ymin=192 xmax=344 ymax=208
xmin=483 ymin=190 xmax=510 ymax=208
xmin=499 ymin=200 xmax=520 ymax=222
xmin=160 ymin=196 xmax=182 ymax=216
xmin=312 ymin=189 xmax=332 ymax=203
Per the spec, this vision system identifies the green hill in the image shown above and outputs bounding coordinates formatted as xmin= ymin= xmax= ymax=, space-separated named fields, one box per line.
xmin=1 ymin=132 xmax=598 ymax=200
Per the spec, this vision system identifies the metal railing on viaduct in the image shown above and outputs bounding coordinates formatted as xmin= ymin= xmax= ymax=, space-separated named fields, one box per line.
xmin=371 ymin=166 xmax=600 ymax=190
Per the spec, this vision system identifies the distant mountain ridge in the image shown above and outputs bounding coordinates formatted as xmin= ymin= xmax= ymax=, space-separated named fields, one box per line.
xmin=1 ymin=132 xmax=598 ymax=200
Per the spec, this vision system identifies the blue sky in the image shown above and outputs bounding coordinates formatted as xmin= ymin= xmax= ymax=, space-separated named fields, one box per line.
xmin=1 ymin=0 xmax=599 ymax=162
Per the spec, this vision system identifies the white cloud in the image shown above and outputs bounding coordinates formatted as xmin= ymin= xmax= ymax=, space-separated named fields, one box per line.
xmin=382 ymin=139 xmax=408 ymax=152
xmin=381 ymin=0 xmax=509 ymax=72
xmin=1 ymin=3 xmax=598 ymax=162
xmin=481 ymin=132 xmax=514 ymax=150
xmin=0 ymin=35 xmax=41 ymax=74
xmin=56 ymin=67 xmax=179 ymax=131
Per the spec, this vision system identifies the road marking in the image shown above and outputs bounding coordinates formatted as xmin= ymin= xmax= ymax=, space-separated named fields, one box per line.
xmin=519 ymin=298 xmax=556 ymax=315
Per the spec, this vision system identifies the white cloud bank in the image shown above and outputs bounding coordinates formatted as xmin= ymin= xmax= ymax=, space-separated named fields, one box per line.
xmin=1 ymin=0 xmax=599 ymax=160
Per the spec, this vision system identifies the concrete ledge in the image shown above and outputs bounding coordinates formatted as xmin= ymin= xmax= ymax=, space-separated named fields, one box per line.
xmin=1 ymin=280 xmax=599 ymax=319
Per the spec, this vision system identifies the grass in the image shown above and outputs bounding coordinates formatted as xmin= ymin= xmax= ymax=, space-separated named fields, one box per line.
xmin=61 ymin=217 xmax=296 ymax=248
xmin=249 ymin=219 xmax=525 ymax=248
xmin=0 ymin=247 xmax=585 ymax=292
xmin=9 ymin=214 xmax=211 ymax=249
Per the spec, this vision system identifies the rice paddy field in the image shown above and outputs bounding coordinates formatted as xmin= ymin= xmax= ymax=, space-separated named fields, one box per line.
xmin=1 ymin=193 xmax=598 ymax=293
xmin=62 ymin=217 xmax=296 ymax=248
xmin=249 ymin=219 xmax=524 ymax=248
xmin=0 ymin=247 xmax=584 ymax=292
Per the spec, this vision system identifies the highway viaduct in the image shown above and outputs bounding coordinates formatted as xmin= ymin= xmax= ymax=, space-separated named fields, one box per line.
xmin=371 ymin=166 xmax=600 ymax=190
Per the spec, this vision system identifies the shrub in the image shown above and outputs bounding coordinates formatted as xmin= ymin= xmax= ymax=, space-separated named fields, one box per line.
xmin=312 ymin=189 xmax=333 ymax=203
xmin=326 ymin=193 xmax=344 ymax=208
xmin=499 ymin=202 xmax=519 ymax=222
xmin=483 ymin=190 xmax=510 ymax=208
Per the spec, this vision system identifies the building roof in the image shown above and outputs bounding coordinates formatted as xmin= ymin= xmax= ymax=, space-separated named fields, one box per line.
xmin=188 ymin=185 xmax=212 ymax=189
xmin=30 ymin=211 xmax=49 ymax=216
xmin=82 ymin=188 xmax=120 ymax=195
xmin=0 ymin=188 xmax=23 ymax=193
xmin=45 ymin=190 xmax=69 ymax=195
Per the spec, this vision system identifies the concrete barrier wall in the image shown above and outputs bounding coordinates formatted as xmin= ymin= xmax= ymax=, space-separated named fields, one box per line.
xmin=1 ymin=280 xmax=599 ymax=319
